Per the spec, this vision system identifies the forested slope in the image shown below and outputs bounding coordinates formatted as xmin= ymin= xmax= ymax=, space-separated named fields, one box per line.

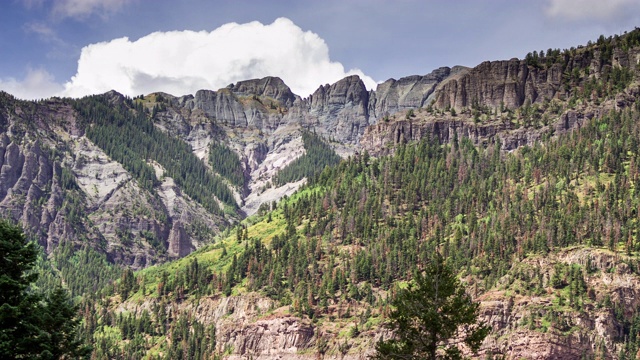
xmin=79 ymin=29 xmax=640 ymax=359
xmin=5 ymin=26 xmax=640 ymax=360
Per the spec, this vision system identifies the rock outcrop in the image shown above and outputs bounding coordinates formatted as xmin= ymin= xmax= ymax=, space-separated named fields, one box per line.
xmin=111 ymin=246 xmax=640 ymax=359
xmin=432 ymin=59 xmax=565 ymax=111
xmin=369 ymin=66 xmax=459 ymax=118
xmin=147 ymin=69 xmax=462 ymax=217
xmin=472 ymin=247 xmax=640 ymax=359
xmin=432 ymin=47 xmax=640 ymax=112
xmin=0 ymin=97 xmax=223 ymax=268
xmin=228 ymin=76 xmax=297 ymax=107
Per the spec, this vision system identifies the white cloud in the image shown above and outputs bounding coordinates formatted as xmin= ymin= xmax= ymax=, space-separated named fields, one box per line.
xmin=0 ymin=68 xmax=64 ymax=100
xmin=545 ymin=0 xmax=640 ymax=21
xmin=61 ymin=18 xmax=376 ymax=98
xmin=52 ymin=0 xmax=130 ymax=20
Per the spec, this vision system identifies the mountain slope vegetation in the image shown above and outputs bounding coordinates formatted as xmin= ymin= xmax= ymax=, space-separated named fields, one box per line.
xmin=76 ymin=29 xmax=640 ymax=359
xmin=273 ymin=131 xmax=342 ymax=186
xmin=4 ymin=27 xmax=640 ymax=360
xmin=75 ymin=94 xmax=238 ymax=215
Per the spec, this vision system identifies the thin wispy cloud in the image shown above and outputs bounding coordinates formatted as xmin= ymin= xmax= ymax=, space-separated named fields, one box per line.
xmin=20 ymin=0 xmax=45 ymax=10
xmin=23 ymin=21 xmax=78 ymax=60
xmin=545 ymin=0 xmax=640 ymax=21
xmin=51 ymin=0 xmax=131 ymax=20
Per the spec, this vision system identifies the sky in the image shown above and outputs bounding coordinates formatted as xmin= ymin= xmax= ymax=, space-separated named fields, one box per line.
xmin=1 ymin=0 xmax=640 ymax=100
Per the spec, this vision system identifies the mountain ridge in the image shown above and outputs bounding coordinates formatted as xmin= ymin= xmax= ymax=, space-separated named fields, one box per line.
xmin=74 ymin=28 xmax=640 ymax=360
xmin=4 ymin=28 xmax=640 ymax=359
xmin=2 ymin=28 xmax=639 ymax=270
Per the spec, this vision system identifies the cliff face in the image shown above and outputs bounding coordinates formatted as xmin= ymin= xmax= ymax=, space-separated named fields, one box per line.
xmin=474 ymin=248 xmax=640 ymax=360
xmin=161 ymin=66 xmax=460 ymax=145
xmin=0 ymin=136 xmax=69 ymax=253
xmin=432 ymin=60 xmax=560 ymax=111
xmin=360 ymin=43 xmax=640 ymax=156
xmin=148 ymin=68 xmax=459 ymax=216
xmin=359 ymin=106 xmax=606 ymax=156
xmin=0 ymin=95 xmax=223 ymax=268
xmin=229 ymin=76 xmax=297 ymax=107
xmin=369 ymin=66 xmax=458 ymax=118
xmin=296 ymin=74 xmax=371 ymax=143
xmin=119 ymin=294 xmax=308 ymax=357
xmin=432 ymin=47 xmax=640 ymax=111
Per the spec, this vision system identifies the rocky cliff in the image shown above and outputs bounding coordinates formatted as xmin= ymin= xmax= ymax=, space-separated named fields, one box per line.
xmin=368 ymin=66 xmax=461 ymax=118
xmin=145 ymin=67 xmax=461 ymax=216
xmin=432 ymin=47 xmax=640 ymax=111
xmin=359 ymin=99 xmax=619 ymax=155
xmin=109 ymin=246 xmax=640 ymax=359
xmin=0 ymin=94 xmax=223 ymax=268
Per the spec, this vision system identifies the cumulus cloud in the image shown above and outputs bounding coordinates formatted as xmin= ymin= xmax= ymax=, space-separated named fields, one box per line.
xmin=61 ymin=18 xmax=376 ymax=98
xmin=0 ymin=68 xmax=64 ymax=100
xmin=52 ymin=0 xmax=130 ymax=20
xmin=545 ymin=0 xmax=640 ymax=21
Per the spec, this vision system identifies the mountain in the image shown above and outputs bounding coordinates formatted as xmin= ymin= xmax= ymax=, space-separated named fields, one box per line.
xmin=3 ymin=27 xmax=640 ymax=359
xmin=0 ymin=61 xmax=462 ymax=270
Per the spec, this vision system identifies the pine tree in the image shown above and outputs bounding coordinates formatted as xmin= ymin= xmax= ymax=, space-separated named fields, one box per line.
xmin=39 ymin=286 xmax=91 ymax=359
xmin=373 ymin=254 xmax=489 ymax=360
xmin=0 ymin=220 xmax=90 ymax=359
xmin=0 ymin=219 xmax=42 ymax=358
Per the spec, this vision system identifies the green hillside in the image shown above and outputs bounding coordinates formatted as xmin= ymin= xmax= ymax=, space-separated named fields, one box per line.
xmin=7 ymin=28 xmax=640 ymax=360
xmin=88 ymin=108 xmax=640 ymax=358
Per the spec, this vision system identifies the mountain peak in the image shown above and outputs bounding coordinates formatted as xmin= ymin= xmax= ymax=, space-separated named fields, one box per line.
xmin=227 ymin=76 xmax=296 ymax=106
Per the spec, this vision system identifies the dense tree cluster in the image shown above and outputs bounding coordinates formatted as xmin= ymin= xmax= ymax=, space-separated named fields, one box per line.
xmin=0 ymin=220 xmax=89 ymax=359
xmin=208 ymin=141 xmax=245 ymax=188
xmin=274 ymin=131 xmax=341 ymax=186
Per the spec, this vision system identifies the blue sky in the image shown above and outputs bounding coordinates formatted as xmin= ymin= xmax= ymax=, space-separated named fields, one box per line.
xmin=1 ymin=0 xmax=640 ymax=99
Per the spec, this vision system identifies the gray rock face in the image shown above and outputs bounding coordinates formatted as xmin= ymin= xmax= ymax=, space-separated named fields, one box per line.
xmin=430 ymin=48 xmax=640 ymax=111
xmin=167 ymin=221 xmax=190 ymax=258
xmin=369 ymin=66 xmax=455 ymax=118
xmin=228 ymin=76 xmax=297 ymax=107
xmin=138 ymin=73 xmax=464 ymax=223
xmin=0 ymin=137 xmax=67 ymax=252
xmin=298 ymin=74 xmax=371 ymax=143
xmin=176 ymin=72 xmax=459 ymax=145
xmin=0 ymin=97 xmax=227 ymax=269
xmin=194 ymin=89 xmax=250 ymax=127
xmin=0 ymin=140 xmax=24 ymax=199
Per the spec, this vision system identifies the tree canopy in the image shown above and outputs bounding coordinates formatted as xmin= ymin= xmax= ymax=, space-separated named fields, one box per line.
xmin=0 ymin=219 xmax=41 ymax=358
xmin=373 ymin=255 xmax=489 ymax=360
xmin=0 ymin=220 xmax=90 ymax=359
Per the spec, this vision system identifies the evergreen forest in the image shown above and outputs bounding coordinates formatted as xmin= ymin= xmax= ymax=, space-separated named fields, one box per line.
xmin=5 ymin=27 xmax=640 ymax=360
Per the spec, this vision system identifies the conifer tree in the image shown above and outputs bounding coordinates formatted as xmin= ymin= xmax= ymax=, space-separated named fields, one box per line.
xmin=0 ymin=220 xmax=90 ymax=359
xmin=373 ymin=254 xmax=489 ymax=360
xmin=0 ymin=219 xmax=41 ymax=358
